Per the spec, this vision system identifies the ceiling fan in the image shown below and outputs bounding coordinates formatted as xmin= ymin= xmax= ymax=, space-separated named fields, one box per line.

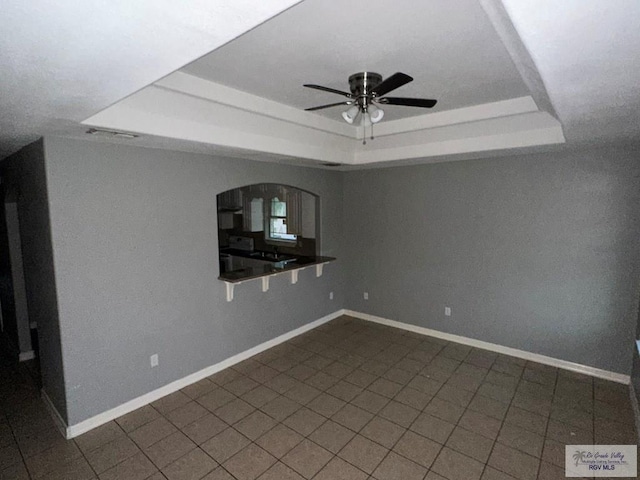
xmin=304 ymin=72 xmax=437 ymax=143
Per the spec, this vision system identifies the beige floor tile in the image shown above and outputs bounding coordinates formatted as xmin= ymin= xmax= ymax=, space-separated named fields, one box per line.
xmin=98 ymin=451 xmax=158 ymax=480
xmin=74 ymin=421 xmax=125 ymax=454
xmin=373 ymin=451 xmax=428 ymax=480
xmin=407 ymin=375 xmax=442 ymax=395
xmin=180 ymin=378 xmax=216 ymax=400
xmin=260 ymin=395 xmax=301 ymax=421
xmin=383 ymin=367 xmax=415 ymax=385
xmin=224 ymin=377 xmax=259 ymax=397
xmin=337 ymin=435 xmax=388 ymax=474
xmin=0 ymin=461 xmax=30 ymax=480
xmin=115 ymin=405 xmax=161 ymax=433
xmin=392 ymin=430 xmax=441 ymax=468
xmin=201 ymin=428 xmax=250 ymax=464
xmin=409 ymin=412 xmax=455 ymax=444
xmin=435 ymin=384 xmax=475 ymax=408
xmin=305 ymin=371 xmax=338 ymax=391
xmin=545 ymin=419 xmax=593 ymax=445
xmin=331 ymin=404 xmax=374 ymax=432
xmin=282 ymin=439 xmax=332 ymax=478
xmin=223 ymin=444 xmax=276 ymax=480
xmin=202 ymin=467 xmax=236 ymax=480
xmin=321 ymin=361 xmax=354 ymax=379
xmin=326 ymin=380 xmax=362 ymax=402
xmin=394 ymin=386 xmax=433 ymax=410
xmin=424 ymin=397 xmax=465 ymax=424
xmin=25 ymin=440 xmax=83 ymax=479
xmin=233 ymin=409 xmax=276 ymax=442
xmin=85 ymin=435 xmax=140 ymax=473
xmin=152 ymin=391 xmax=192 ymax=415
xmin=165 ymin=401 xmax=209 ymax=429
xmin=446 ymin=426 xmax=494 ymax=462
xmin=263 ymin=374 xmax=299 ymax=394
xmin=283 ymin=383 xmax=322 ymax=405
xmin=282 ymin=407 xmax=325 ymax=436
xmin=287 ymin=365 xmax=317 ymax=382
xmin=247 ymin=365 xmax=280 ymax=384
xmin=181 ymin=413 xmax=227 ymax=445
xmin=504 ymin=406 xmax=547 ymax=436
xmin=0 ymin=442 xmax=22 ymax=470
xmin=308 ymin=420 xmax=355 ymax=454
xmin=431 ymin=447 xmax=484 ymax=480
xmin=488 ymin=443 xmax=539 ymax=480
xmin=161 ymin=448 xmax=216 ymax=480
xmin=15 ymin=425 xmax=68 ymax=459
xmin=241 ymin=385 xmax=278 ymax=408
xmin=196 ymin=388 xmax=236 ymax=413
xmin=481 ymin=466 xmax=518 ymax=480
xmin=208 ymin=369 xmax=242 ymax=386
xmin=378 ymin=400 xmax=420 ymax=428
xmin=144 ymin=431 xmax=196 ymax=469
xmin=256 ymin=424 xmax=303 ymax=458
xmin=352 ymin=390 xmax=390 ymax=414
xmin=540 ymin=438 xmax=565 ymax=468
xmin=40 ymin=456 xmax=95 ymax=480
xmin=129 ymin=417 xmax=177 ymax=449
xmin=458 ymin=410 xmax=502 ymax=440
xmin=344 ymin=369 xmax=378 ymax=388
xmin=257 ymin=461 xmax=305 ymax=480
xmin=214 ymin=398 xmax=255 ymax=425
xmin=476 ymin=383 xmax=516 ymax=404
xmin=468 ymin=394 xmax=509 ymax=421
xmin=312 ymin=456 xmax=368 ymax=480
xmin=496 ymin=423 xmax=544 ymax=458
xmin=360 ymin=416 xmax=406 ymax=449
xmin=306 ymin=393 xmax=346 ymax=418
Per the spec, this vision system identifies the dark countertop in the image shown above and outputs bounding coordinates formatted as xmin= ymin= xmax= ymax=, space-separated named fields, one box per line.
xmin=219 ymin=254 xmax=335 ymax=283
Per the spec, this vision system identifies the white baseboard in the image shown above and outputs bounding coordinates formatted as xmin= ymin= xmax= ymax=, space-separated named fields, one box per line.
xmin=344 ymin=309 xmax=631 ymax=385
xmin=61 ymin=309 xmax=345 ymax=439
xmin=19 ymin=350 xmax=35 ymax=362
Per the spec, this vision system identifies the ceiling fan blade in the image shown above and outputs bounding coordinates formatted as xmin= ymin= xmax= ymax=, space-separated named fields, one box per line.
xmin=371 ymin=72 xmax=413 ymax=97
xmin=304 ymin=84 xmax=353 ymax=98
xmin=378 ymin=97 xmax=437 ymax=108
xmin=305 ymin=101 xmax=351 ymax=111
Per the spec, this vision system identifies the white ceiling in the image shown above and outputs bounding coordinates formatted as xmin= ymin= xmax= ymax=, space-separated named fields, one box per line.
xmin=182 ymin=0 xmax=529 ymax=122
xmin=0 ymin=0 xmax=301 ymax=160
xmin=1 ymin=0 xmax=639 ymax=165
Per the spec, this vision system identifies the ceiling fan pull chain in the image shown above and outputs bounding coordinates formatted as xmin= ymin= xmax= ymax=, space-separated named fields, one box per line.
xmin=371 ymin=123 xmax=374 ymax=141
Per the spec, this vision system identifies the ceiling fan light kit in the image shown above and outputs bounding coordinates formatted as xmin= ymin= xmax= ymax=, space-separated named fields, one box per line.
xmin=304 ymin=71 xmax=437 ymax=143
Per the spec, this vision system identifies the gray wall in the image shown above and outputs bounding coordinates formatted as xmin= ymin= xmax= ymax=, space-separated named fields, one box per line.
xmin=43 ymin=137 xmax=344 ymax=425
xmin=344 ymin=147 xmax=640 ymax=375
xmin=0 ymin=139 xmax=67 ymax=416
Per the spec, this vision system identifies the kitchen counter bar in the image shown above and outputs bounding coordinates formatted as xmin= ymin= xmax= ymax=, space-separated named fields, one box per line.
xmin=219 ymin=255 xmax=335 ymax=283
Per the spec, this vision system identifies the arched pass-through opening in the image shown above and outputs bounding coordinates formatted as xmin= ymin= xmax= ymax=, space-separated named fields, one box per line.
xmin=216 ymin=183 xmax=323 ymax=279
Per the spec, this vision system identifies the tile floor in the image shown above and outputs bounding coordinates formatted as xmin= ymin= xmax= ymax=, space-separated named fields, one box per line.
xmin=0 ymin=315 xmax=637 ymax=480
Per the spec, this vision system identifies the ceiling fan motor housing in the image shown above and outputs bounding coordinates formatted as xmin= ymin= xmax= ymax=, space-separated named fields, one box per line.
xmin=348 ymin=72 xmax=382 ymax=107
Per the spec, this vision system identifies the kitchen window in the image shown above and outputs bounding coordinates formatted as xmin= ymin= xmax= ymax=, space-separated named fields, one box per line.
xmin=267 ymin=197 xmax=297 ymax=242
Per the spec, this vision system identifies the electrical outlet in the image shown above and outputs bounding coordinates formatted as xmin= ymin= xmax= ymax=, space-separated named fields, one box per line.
xmin=329 ymin=292 xmax=334 ymax=300
xmin=150 ymin=354 xmax=159 ymax=367
xmin=364 ymin=292 xmax=369 ymax=300
xmin=444 ymin=307 xmax=451 ymax=316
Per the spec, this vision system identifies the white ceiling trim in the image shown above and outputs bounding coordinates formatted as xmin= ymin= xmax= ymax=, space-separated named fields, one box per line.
xmin=357 ymin=96 xmax=539 ymax=139
xmin=83 ymin=75 xmax=565 ymax=166
xmin=355 ymin=112 xmax=564 ymax=164
xmin=156 ymin=72 xmax=355 ymax=138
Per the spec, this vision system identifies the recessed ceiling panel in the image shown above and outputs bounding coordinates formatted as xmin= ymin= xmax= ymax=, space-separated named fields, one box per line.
xmin=182 ymin=0 xmax=529 ymax=122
